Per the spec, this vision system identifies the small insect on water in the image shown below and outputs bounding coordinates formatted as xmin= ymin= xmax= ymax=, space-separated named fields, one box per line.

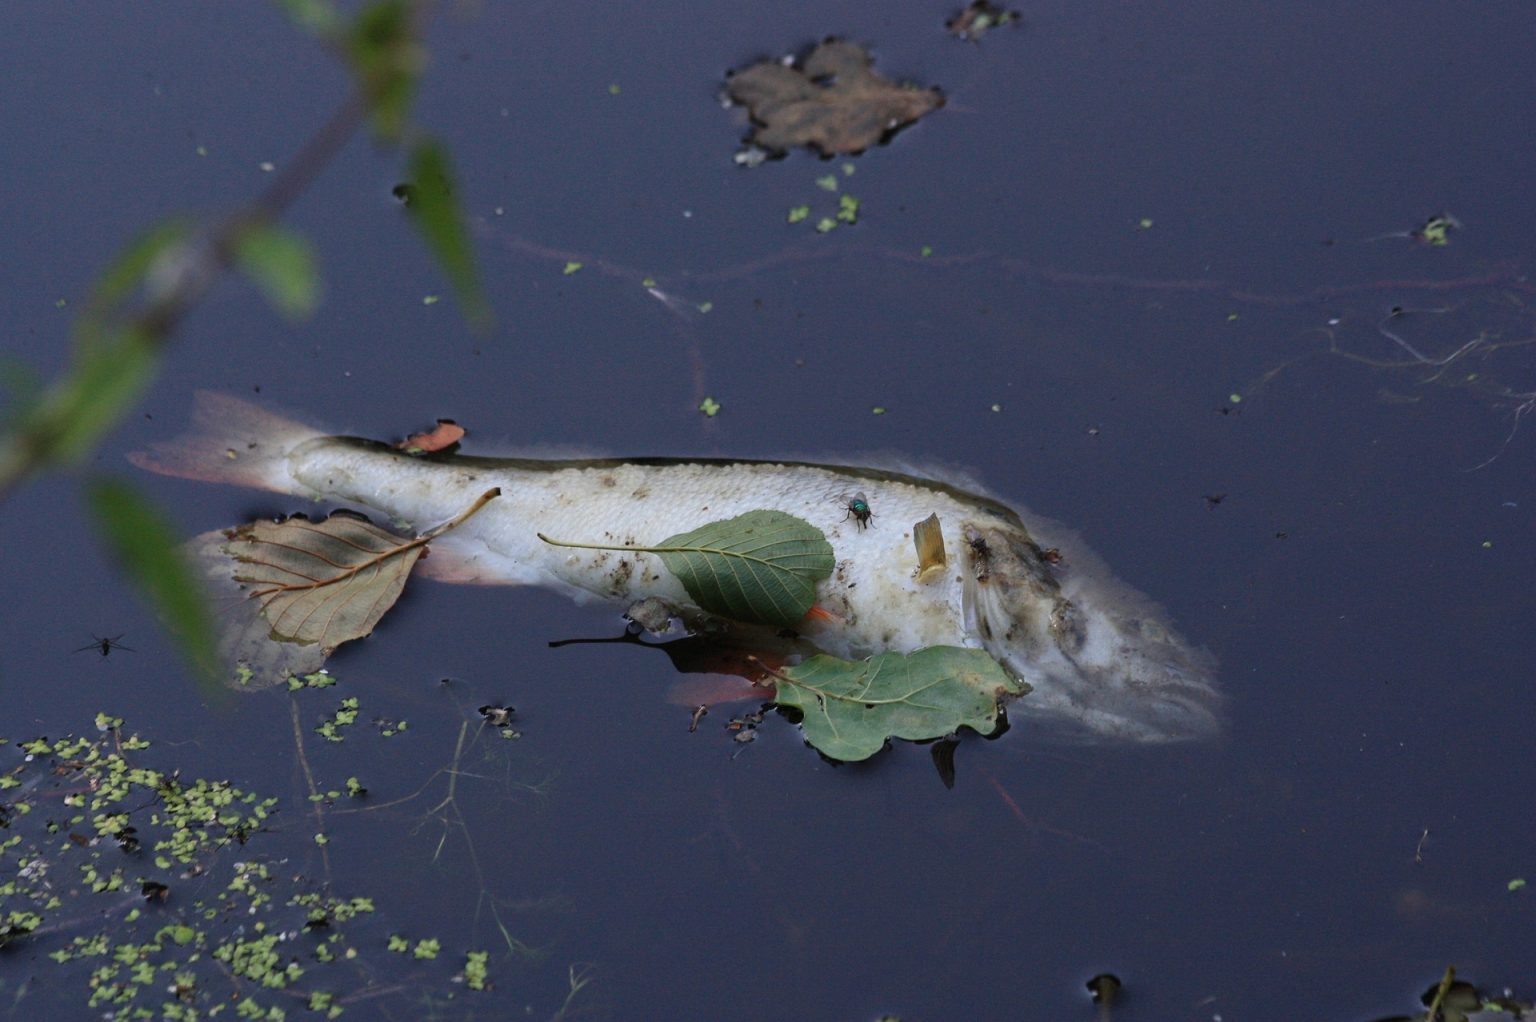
xmin=838 ymin=491 xmax=875 ymax=529
xmin=76 ymin=635 xmax=134 ymax=657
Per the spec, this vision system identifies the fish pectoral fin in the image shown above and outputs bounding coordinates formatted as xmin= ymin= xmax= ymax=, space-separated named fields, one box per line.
xmin=960 ymin=520 xmax=1057 ymax=657
xmin=665 ymin=673 xmax=773 ymax=708
xmin=414 ymin=543 xmax=511 ymax=586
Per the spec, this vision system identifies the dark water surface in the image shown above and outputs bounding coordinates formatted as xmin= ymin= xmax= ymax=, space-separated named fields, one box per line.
xmin=3 ymin=2 xmax=1533 ymax=1019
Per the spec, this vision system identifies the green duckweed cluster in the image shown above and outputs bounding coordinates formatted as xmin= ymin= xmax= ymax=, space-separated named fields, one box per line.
xmin=0 ymin=715 xmax=487 ymax=1019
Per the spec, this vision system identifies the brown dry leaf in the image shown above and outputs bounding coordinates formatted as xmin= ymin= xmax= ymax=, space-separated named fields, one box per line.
xmin=226 ymin=511 xmax=425 ymax=649
xmin=189 ymin=488 xmax=499 ymax=687
xmin=397 ymin=419 xmax=465 ymax=454
xmin=726 ymin=39 xmax=944 ymax=157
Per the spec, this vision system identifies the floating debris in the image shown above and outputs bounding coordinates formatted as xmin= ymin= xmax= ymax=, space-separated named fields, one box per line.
xmin=725 ymin=39 xmax=944 ymax=158
xmin=947 ymin=2 xmax=1018 ymax=41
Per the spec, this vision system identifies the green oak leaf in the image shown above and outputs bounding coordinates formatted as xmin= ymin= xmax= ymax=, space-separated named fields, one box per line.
xmin=772 ymin=646 xmax=1026 ymax=761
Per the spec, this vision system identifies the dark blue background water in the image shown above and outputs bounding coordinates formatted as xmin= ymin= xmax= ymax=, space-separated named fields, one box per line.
xmin=3 ymin=2 xmax=1533 ymax=1019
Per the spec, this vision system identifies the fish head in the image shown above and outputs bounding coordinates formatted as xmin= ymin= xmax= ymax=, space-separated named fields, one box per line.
xmin=961 ymin=520 xmax=1223 ymax=743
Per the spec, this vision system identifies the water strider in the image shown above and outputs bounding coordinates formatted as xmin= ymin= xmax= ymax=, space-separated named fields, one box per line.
xmin=75 ymin=635 xmax=134 ymax=657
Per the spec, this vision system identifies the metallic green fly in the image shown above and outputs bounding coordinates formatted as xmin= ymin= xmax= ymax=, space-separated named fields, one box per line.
xmin=840 ymin=491 xmax=874 ymax=529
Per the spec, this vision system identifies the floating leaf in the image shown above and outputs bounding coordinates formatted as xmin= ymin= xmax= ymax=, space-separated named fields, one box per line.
xmin=769 ymin=646 xmax=1026 ymax=761
xmin=725 ymin=39 xmax=945 ymax=157
xmin=240 ymin=489 xmax=496 ymax=644
xmin=396 ymin=419 xmax=464 ymax=454
xmin=540 ymin=510 xmax=833 ymax=628
xmin=198 ymin=489 xmax=498 ymax=685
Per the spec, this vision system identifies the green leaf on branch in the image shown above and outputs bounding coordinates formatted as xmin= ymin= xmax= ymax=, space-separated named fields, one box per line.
xmin=235 ymin=225 xmax=321 ymax=321
xmin=13 ymin=222 xmax=199 ymax=471
xmin=539 ymin=510 xmax=834 ymax=628
xmin=401 ymin=140 xmax=490 ymax=330
xmin=73 ymin=220 xmax=192 ymax=350
xmin=275 ymin=0 xmax=343 ymax=38
xmin=769 ymin=647 xmax=1026 ymax=761
xmin=347 ymin=0 xmax=420 ymax=140
xmin=85 ymin=477 xmax=222 ymax=688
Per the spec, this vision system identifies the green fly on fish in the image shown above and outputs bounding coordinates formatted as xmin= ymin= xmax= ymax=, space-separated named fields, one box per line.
xmin=130 ymin=393 xmax=1221 ymax=743
xmin=839 ymin=491 xmax=874 ymax=530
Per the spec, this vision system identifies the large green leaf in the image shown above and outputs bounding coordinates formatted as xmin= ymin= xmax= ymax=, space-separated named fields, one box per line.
xmin=85 ymin=477 xmax=222 ymax=688
xmin=540 ymin=510 xmax=834 ymax=628
xmin=347 ymin=0 xmax=418 ymax=140
xmin=771 ymin=647 xmax=1027 ymax=761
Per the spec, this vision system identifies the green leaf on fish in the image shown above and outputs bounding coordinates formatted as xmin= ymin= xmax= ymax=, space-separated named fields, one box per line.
xmin=540 ymin=510 xmax=833 ymax=629
xmin=769 ymin=647 xmax=1026 ymax=761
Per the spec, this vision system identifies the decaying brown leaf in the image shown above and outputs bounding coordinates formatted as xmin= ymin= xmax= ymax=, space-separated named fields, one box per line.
xmin=189 ymin=488 xmax=499 ymax=687
xmin=396 ymin=419 xmax=465 ymax=455
xmin=725 ymin=39 xmax=944 ymax=158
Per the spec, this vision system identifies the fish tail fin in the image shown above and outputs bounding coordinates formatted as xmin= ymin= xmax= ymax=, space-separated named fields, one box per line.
xmin=128 ymin=391 xmax=323 ymax=494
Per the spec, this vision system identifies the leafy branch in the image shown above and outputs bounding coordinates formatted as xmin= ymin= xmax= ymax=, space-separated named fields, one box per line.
xmin=0 ymin=0 xmax=488 ymax=683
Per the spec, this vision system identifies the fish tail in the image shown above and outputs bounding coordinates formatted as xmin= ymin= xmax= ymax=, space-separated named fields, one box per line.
xmin=127 ymin=391 xmax=322 ymax=494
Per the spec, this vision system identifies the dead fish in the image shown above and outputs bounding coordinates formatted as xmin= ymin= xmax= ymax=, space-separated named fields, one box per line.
xmin=131 ymin=393 xmax=1221 ymax=742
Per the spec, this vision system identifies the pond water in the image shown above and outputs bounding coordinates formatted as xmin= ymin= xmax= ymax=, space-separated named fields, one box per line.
xmin=2 ymin=2 xmax=1533 ymax=1019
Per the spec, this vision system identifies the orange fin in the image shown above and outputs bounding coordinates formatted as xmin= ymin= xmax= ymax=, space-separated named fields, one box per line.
xmin=412 ymin=543 xmax=509 ymax=586
xmin=666 ymin=674 xmax=774 ymax=707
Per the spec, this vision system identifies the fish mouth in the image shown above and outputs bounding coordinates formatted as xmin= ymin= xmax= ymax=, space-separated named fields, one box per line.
xmin=960 ymin=518 xmax=1223 ymax=743
xmin=992 ymin=640 xmax=1224 ymax=743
